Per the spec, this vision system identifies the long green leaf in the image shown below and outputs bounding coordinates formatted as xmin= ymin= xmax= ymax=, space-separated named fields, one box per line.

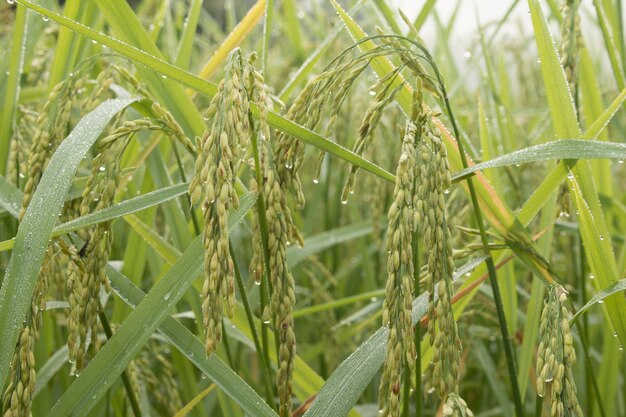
xmin=46 ymin=193 xmax=257 ymax=417
xmin=14 ymin=0 xmax=393 ymax=184
xmin=453 ymin=139 xmax=626 ymax=181
xmin=530 ymin=0 xmax=626 ymax=347
xmin=286 ymin=221 xmax=374 ymax=268
xmin=569 ymin=177 xmax=626 ymax=338
xmin=0 ymin=182 xmax=188 ymax=251
xmin=528 ymin=0 xmax=580 ymax=138
xmin=0 ymin=5 xmax=28 ymax=175
xmin=106 ymin=261 xmax=278 ymax=417
xmin=0 ymin=175 xmax=276 ymax=417
xmin=570 ymin=279 xmax=626 ymax=324
xmin=0 ymin=97 xmax=137 ymax=387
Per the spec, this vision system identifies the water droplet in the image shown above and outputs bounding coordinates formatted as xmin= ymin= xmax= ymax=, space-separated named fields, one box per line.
xmin=91 ymin=395 xmax=97 ymax=400
xmin=201 ymin=374 xmax=207 ymax=380
xmin=42 ymin=15 xmax=49 ymax=21
xmin=598 ymin=300 xmax=604 ymax=304
xmin=370 ymin=297 xmax=378 ymax=302
xmin=148 ymin=24 xmax=155 ymax=31
xmin=91 ymin=40 xmax=98 ymax=45
xmin=161 ymin=74 xmax=167 ymax=79
xmin=599 ymin=235 xmax=605 ymax=241
xmin=618 ymin=159 xmax=624 ymax=164
xmin=368 ymin=90 xmax=376 ymax=96
xmin=589 ymin=273 xmax=595 ymax=280
xmin=163 ymin=292 xmax=171 ymax=301
xmin=614 ymin=332 xmax=618 ymax=337
xmin=98 ymin=166 xmax=106 ymax=172
xmin=262 ymin=318 xmax=271 ymax=324
xmin=341 ymin=199 xmax=348 ymax=205
xmin=463 ymin=50 xmax=472 ymax=59
xmin=7 ymin=0 xmax=16 ymax=4
xmin=312 ymin=178 xmax=319 ymax=184
xmin=536 ymin=58 xmax=542 ymax=64
xmin=567 ymin=172 xmax=574 ymax=179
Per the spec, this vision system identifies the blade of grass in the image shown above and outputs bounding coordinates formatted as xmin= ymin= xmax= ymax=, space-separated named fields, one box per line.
xmin=0 ymin=97 xmax=138 ymax=387
xmin=174 ymin=0 xmax=203 ymax=69
xmin=0 ymin=182 xmax=188 ymax=252
xmin=46 ymin=193 xmax=258 ymax=417
xmin=281 ymin=0 xmax=304 ymax=63
xmin=14 ymin=0 xmax=395 ymax=185
xmin=453 ymin=139 xmax=626 ymax=181
xmin=570 ymin=278 xmax=626 ymax=324
xmin=569 ymin=175 xmax=626 ymax=343
xmin=92 ymin=0 xmax=206 ymax=137
xmin=193 ymin=0 xmax=265 ymax=84
xmin=412 ymin=0 xmax=436 ymax=32
xmin=47 ymin=0 xmax=83 ymax=87
xmin=173 ymin=384 xmax=217 ymax=417
xmin=106 ymin=260 xmax=279 ymax=417
xmin=529 ymin=0 xmax=626 ymax=347
xmin=0 ymin=4 xmax=27 ymax=176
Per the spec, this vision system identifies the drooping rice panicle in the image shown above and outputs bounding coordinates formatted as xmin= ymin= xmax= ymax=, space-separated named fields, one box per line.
xmin=378 ymin=121 xmax=418 ymax=417
xmin=536 ymin=286 xmax=583 ymax=417
xmin=189 ymin=49 xmax=250 ymax=355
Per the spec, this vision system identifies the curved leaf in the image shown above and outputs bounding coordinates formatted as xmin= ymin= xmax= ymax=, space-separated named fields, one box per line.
xmin=14 ymin=0 xmax=394 ymax=184
xmin=46 ymin=193 xmax=258 ymax=417
xmin=0 ymin=98 xmax=137 ymax=386
xmin=453 ymin=139 xmax=626 ymax=181
xmin=570 ymin=278 xmax=626 ymax=324
xmin=0 ymin=182 xmax=189 ymax=252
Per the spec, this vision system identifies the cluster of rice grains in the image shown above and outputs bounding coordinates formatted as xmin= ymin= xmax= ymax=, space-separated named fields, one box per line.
xmin=376 ymin=91 xmax=472 ymax=416
xmin=536 ymin=286 xmax=582 ymax=417
xmin=273 ymin=33 xmax=474 ymax=415
xmin=189 ymin=50 xmax=249 ymax=356
xmin=3 ymin=63 xmax=195 ymax=416
xmin=190 ymin=48 xmax=301 ymax=416
xmin=378 ymin=121 xmax=418 ymax=417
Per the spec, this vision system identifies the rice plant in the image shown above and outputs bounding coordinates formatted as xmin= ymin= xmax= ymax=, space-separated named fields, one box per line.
xmin=1 ymin=1 xmax=626 ymax=416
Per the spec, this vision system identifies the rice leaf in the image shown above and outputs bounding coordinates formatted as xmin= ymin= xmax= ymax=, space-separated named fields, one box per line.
xmin=0 ymin=97 xmax=138 ymax=387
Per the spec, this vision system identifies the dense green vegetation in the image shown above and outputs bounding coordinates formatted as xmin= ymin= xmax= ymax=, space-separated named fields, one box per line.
xmin=1 ymin=1 xmax=626 ymax=416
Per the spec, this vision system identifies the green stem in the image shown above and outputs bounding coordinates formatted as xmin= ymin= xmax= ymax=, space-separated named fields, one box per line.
xmin=231 ymin=244 xmax=275 ymax=407
xmin=169 ymin=137 xmax=201 ymax=235
xmin=97 ymin=307 xmax=142 ymax=417
xmin=262 ymin=0 xmax=275 ymax=73
xmin=249 ymin=129 xmax=274 ymax=399
xmin=572 ymin=317 xmax=607 ymax=417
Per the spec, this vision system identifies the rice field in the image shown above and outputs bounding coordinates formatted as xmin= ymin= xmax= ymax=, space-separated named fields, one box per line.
xmin=1 ymin=1 xmax=626 ymax=416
